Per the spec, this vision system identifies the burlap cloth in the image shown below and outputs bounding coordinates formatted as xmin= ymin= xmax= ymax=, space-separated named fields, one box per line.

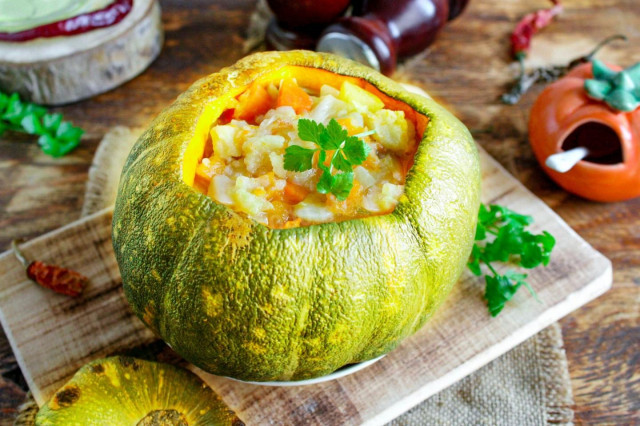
xmin=84 ymin=109 xmax=573 ymax=426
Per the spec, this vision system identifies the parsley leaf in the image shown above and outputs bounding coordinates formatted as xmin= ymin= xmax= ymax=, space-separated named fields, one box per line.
xmin=298 ymin=118 xmax=324 ymax=144
xmin=316 ymin=151 xmax=334 ymax=194
xmin=469 ymin=204 xmax=556 ymax=317
xmin=284 ymin=145 xmax=316 ymax=172
xmin=42 ymin=113 xmax=63 ymax=131
xmin=0 ymin=90 xmax=84 ymax=157
xmin=332 ymin=151 xmax=353 ymax=172
xmin=324 ymin=119 xmax=348 ymax=150
xmin=317 ymin=173 xmax=334 ymax=194
xmin=485 ymin=274 xmax=521 ymax=317
xmin=56 ymin=121 xmax=84 ymax=142
xmin=21 ymin=115 xmax=45 ymax=135
xmin=343 ymin=135 xmax=371 ymax=164
xmin=331 ymin=172 xmax=354 ymax=200
xmin=284 ymin=118 xmax=373 ymax=201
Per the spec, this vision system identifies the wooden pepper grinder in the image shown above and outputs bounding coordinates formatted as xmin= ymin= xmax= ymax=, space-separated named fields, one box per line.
xmin=317 ymin=0 xmax=470 ymax=75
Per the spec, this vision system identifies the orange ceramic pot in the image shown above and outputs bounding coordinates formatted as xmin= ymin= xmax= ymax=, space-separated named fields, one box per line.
xmin=529 ymin=62 xmax=640 ymax=202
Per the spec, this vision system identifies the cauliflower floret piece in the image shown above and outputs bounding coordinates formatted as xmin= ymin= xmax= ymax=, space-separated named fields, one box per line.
xmin=365 ymin=109 xmax=414 ymax=153
xmin=376 ymin=156 xmax=404 ymax=182
xmin=289 ymin=168 xmax=317 ymax=190
xmin=295 ymin=200 xmax=334 ymax=222
xmin=362 ymin=183 xmax=403 ymax=212
xmin=377 ymin=183 xmax=404 ymax=211
xmin=354 ymin=166 xmax=376 ymax=189
xmin=210 ymin=125 xmax=241 ymax=160
xmin=243 ymin=135 xmax=285 ymax=174
xmin=208 ymin=175 xmax=233 ymax=205
xmin=231 ymin=176 xmax=273 ymax=219
xmin=363 ymin=187 xmax=381 ymax=213
xmin=259 ymin=106 xmax=296 ymax=128
xmin=199 ymin=157 xmax=225 ymax=178
xmin=256 ymin=173 xmax=275 ymax=188
xmin=309 ymin=95 xmax=350 ymax=124
xmin=269 ymin=152 xmax=286 ymax=178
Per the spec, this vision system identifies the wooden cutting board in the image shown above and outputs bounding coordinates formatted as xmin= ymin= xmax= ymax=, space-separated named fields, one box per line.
xmin=0 ymin=148 xmax=611 ymax=425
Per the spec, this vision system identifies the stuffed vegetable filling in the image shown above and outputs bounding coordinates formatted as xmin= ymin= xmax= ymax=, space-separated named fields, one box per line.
xmin=193 ymin=76 xmax=424 ymax=228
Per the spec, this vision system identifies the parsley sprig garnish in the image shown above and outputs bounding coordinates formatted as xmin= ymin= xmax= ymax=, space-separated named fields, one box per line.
xmin=468 ymin=204 xmax=556 ymax=317
xmin=0 ymin=91 xmax=84 ymax=157
xmin=284 ymin=118 xmax=373 ymax=200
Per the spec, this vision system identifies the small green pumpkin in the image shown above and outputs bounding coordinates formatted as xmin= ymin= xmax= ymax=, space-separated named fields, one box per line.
xmin=35 ymin=357 xmax=241 ymax=425
xmin=113 ymin=50 xmax=481 ymax=382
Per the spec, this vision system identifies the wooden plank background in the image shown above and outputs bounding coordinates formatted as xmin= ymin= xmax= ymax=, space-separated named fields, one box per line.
xmin=0 ymin=0 xmax=638 ymax=423
xmin=0 ymin=149 xmax=611 ymax=424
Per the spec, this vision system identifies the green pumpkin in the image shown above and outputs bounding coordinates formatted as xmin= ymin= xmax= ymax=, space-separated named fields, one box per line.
xmin=35 ymin=357 xmax=242 ymax=425
xmin=113 ymin=50 xmax=481 ymax=382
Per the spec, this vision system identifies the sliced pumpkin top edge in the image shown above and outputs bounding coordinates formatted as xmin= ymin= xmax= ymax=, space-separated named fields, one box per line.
xmin=182 ymin=65 xmax=429 ymax=188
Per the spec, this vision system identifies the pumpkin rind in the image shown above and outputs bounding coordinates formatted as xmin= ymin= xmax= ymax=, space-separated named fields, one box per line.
xmin=113 ymin=50 xmax=481 ymax=381
xmin=35 ymin=357 xmax=241 ymax=425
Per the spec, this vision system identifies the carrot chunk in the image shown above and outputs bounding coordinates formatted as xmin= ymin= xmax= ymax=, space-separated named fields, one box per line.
xmin=277 ymin=79 xmax=313 ymax=114
xmin=234 ymin=83 xmax=274 ymax=123
xmin=283 ymin=181 xmax=310 ymax=204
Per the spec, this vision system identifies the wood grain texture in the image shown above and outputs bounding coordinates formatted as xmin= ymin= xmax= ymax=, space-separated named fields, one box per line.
xmin=0 ymin=0 xmax=638 ymax=424
xmin=0 ymin=148 xmax=611 ymax=424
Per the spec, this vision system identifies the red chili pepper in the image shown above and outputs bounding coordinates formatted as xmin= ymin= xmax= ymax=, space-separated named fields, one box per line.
xmin=511 ymin=1 xmax=563 ymax=59
xmin=12 ymin=240 xmax=87 ymax=297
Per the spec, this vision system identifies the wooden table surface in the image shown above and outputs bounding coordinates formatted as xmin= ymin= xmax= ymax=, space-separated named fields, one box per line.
xmin=0 ymin=0 xmax=638 ymax=424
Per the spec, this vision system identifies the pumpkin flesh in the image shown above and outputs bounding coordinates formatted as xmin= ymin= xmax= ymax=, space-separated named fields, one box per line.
xmin=35 ymin=357 xmax=242 ymax=425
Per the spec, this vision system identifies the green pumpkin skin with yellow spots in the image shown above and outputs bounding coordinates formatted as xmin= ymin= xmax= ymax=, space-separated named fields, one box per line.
xmin=112 ymin=51 xmax=481 ymax=382
xmin=35 ymin=357 xmax=242 ymax=425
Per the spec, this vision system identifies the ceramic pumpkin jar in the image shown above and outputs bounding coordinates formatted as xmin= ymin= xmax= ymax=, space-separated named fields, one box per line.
xmin=529 ymin=60 xmax=640 ymax=202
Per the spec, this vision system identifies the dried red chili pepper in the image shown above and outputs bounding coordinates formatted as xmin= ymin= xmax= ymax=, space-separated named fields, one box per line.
xmin=12 ymin=240 xmax=87 ymax=297
xmin=510 ymin=0 xmax=562 ymax=59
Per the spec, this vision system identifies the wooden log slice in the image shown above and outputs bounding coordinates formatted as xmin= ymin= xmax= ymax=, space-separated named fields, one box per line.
xmin=0 ymin=0 xmax=163 ymax=105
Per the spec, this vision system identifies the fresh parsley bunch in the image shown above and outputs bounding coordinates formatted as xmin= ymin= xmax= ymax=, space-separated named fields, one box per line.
xmin=468 ymin=204 xmax=556 ymax=316
xmin=284 ymin=118 xmax=373 ymax=201
xmin=0 ymin=91 xmax=84 ymax=157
